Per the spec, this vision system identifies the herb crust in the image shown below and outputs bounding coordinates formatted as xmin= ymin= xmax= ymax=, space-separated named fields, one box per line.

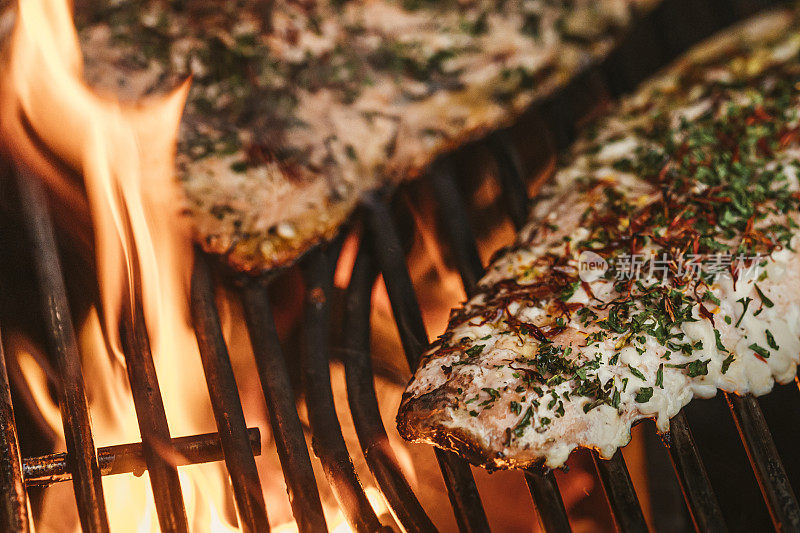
xmin=76 ymin=0 xmax=656 ymax=272
xmin=398 ymin=10 xmax=800 ymax=469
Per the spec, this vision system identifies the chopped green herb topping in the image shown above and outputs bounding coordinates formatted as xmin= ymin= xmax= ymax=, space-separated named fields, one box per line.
xmin=749 ymin=343 xmax=770 ymax=359
xmin=714 ymin=330 xmax=728 ymax=352
xmin=754 ymin=285 xmax=774 ymax=308
xmin=765 ymin=330 xmax=779 ymax=350
xmin=513 ymin=407 xmax=534 ymax=437
xmin=721 ymin=353 xmax=735 ymax=374
xmin=465 ymin=345 xmax=485 ymax=357
xmin=628 ymin=365 xmax=646 ymax=381
xmin=635 ymin=387 xmax=654 ymax=403
xmin=735 ymin=297 xmax=753 ymax=328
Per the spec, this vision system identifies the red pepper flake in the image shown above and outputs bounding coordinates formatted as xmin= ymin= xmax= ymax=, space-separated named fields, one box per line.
xmin=664 ymin=295 xmax=676 ymax=323
xmin=580 ymin=281 xmax=596 ymax=302
xmin=698 ymin=304 xmax=715 ymax=325
xmin=779 ymin=127 xmax=799 ymax=149
xmin=505 ymin=313 xmax=548 ymax=342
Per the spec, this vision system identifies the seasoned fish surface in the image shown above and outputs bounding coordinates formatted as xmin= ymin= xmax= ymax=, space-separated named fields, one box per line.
xmin=397 ymin=10 xmax=800 ymax=469
xmin=76 ymin=0 xmax=655 ymax=272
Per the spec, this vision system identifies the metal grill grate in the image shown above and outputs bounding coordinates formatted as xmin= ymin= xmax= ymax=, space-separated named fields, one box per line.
xmin=1 ymin=0 xmax=800 ymax=531
xmin=1 ymin=165 xmax=269 ymax=533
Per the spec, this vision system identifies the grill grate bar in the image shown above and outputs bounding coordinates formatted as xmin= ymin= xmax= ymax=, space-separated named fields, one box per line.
xmin=0 ymin=328 xmax=31 ymax=533
xmin=428 ymin=159 xmax=484 ymax=295
xmin=592 ymin=452 xmax=647 ymax=533
xmin=485 ymin=127 xmax=729 ymax=533
xmin=119 ymin=283 xmax=188 ymax=532
xmin=427 ymin=158 xmax=573 ymax=531
xmin=239 ymin=282 xmax=328 ymax=533
xmin=343 ymin=242 xmax=437 ymax=533
xmin=487 ymin=131 xmax=530 ymax=232
xmin=190 ymin=253 xmax=269 ymax=533
xmin=362 ymin=193 xmax=429 ymax=369
xmin=427 ymin=145 xmax=650 ymax=533
xmin=15 ymin=165 xmax=110 ymax=533
xmin=363 ymin=191 xmax=491 ymax=532
xmin=726 ymin=393 xmax=800 ymax=530
xmin=666 ymin=412 xmax=726 ymax=532
xmin=523 ymin=470 xmax=571 ymax=533
xmin=434 ymin=449 xmax=491 ymax=533
xmin=23 ymin=428 xmax=261 ymax=486
xmin=301 ymin=246 xmax=385 ymax=533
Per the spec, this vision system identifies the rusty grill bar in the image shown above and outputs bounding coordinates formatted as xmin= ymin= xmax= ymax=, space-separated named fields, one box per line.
xmin=344 ymin=244 xmax=438 ymax=532
xmin=0 ymin=326 xmax=29 ymax=532
xmin=190 ymin=253 xmax=269 ymax=533
xmin=363 ymin=192 xmax=491 ymax=532
xmin=120 ymin=247 xmax=187 ymax=531
xmin=1 ymin=164 xmax=272 ymax=533
xmin=1 ymin=0 xmax=800 ymax=531
xmin=664 ymin=412 xmax=724 ymax=531
xmin=301 ymin=246 xmax=385 ymax=532
xmin=22 ymin=428 xmax=261 ymax=487
xmin=239 ymin=281 xmax=328 ymax=533
xmin=14 ymin=165 xmax=110 ymax=533
xmin=726 ymin=394 xmax=800 ymax=528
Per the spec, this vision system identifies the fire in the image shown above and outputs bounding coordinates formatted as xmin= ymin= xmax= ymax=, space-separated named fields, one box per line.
xmin=0 ymin=0 xmax=605 ymax=530
xmin=271 ymin=487 xmax=390 ymax=533
xmin=5 ymin=332 xmax=62 ymax=438
xmin=403 ymin=195 xmax=466 ymax=337
xmin=0 ymin=0 xmax=238 ymax=530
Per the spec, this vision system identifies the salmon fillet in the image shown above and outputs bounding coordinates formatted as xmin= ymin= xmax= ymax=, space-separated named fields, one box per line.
xmin=73 ymin=0 xmax=656 ymax=273
xmin=397 ymin=10 xmax=800 ymax=469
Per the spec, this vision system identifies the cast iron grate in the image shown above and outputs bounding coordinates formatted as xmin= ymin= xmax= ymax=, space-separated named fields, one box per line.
xmin=1 ymin=0 xmax=799 ymax=531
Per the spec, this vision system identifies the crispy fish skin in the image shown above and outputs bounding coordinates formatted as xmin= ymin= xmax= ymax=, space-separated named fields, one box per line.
xmin=74 ymin=0 xmax=656 ymax=273
xmin=397 ymin=10 xmax=800 ymax=470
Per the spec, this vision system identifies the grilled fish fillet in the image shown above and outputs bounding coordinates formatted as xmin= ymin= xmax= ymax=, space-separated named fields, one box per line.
xmin=73 ymin=0 xmax=656 ymax=273
xmin=397 ymin=9 xmax=800 ymax=469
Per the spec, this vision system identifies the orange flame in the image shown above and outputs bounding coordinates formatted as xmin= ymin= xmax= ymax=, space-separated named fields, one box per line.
xmin=1 ymin=0 xmax=240 ymax=530
xmin=0 ymin=0 xmax=550 ymax=531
